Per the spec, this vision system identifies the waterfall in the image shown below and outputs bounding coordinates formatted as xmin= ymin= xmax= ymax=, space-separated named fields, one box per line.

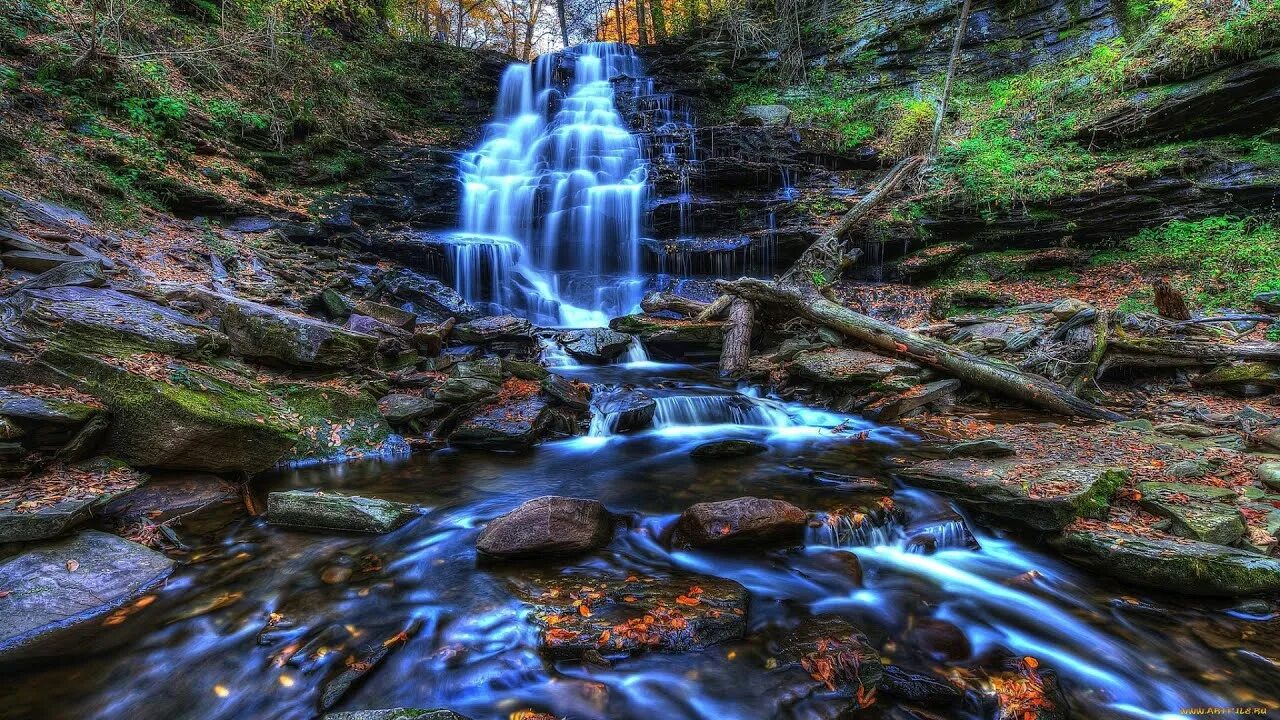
xmin=451 ymin=43 xmax=650 ymax=327
xmin=651 ymin=394 xmax=796 ymax=428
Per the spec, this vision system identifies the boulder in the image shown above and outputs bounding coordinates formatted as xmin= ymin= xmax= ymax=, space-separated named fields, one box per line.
xmin=319 ymin=289 xmax=356 ymax=319
xmin=475 ymin=496 xmax=613 ymax=559
xmin=689 ymin=438 xmax=768 ymax=460
xmin=862 ymin=379 xmax=961 ymax=422
xmin=98 ymin=472 xmax=240 ymax=534
xmin=453 ymin=315 xmax=534 ymax=344
xmin=15 ymin=260 xmax=105 ymax=291
xmin=1194 ymin=362 xmax=1280 ymax=396
xmin=775 ymin=615 xmax=882 ymax=705
xmin=353 ymin=299 xmax=417 ymax=330
xmin=267 ymin=490 xmax=419 ymax=533
xmin=452 ymin=357 xmax=504 ymax=383
xmin=672 ymin=496 xmax=807 ymax=548
xmin=435 ymin=377 xmax=500 ymax=405
xmin=5 ymin=286 xmax=219 ymax=357
xmin=789 ymin=348 xmax=921 ymax=384
xmin=879 ymin=665 xmax=963 ymax=707
xmin=558 ymin=327 xmax=634 ymax=363
xmin=0 ymin=530 xmax=175 ymax=663
xmin=1256 ymin=462 xmax=1280 ymax=491
xmin=541 ymin=374 xmax=591 ymax=411
xmin=502 ymin=358 xmax=550 ymax=381
xmin=194 ymin=290 xmax=377 ymax=368
xmin=1051 ymin=526 xmax=1280 ymax=596
xmin=377 ymin=268 xmax=479 ymax=323
xmin=448 ymin=397 xmax=553 ymax=452
xmin=509 ymin=570 xmax=748 ymax=657
xmin=946 ymin=439 xmax=1016 ymax=458
xmin=890 ymin=242 xmax=972 ymax=281
xmin=590 ymin=388 xmax=656 ymax=433
xmin=377 ymin=394 xmax=439 ymax=424
xmin=0 ymin=250 xmax=79 ymax=272
xmin=1 ymin=460 xmax=147 ymax=542
xmin=0 ymin=386 xmax=102 ymax=450
xmin=609 ymin=314 xmax=724 ymax=357
xmin=897 ymin=459 xmax=1126 ymax=531
xmin=738 ymin=104 xmax=791 ymax=127
xmin=1137 ymin=481 xmax=1244 ymax=545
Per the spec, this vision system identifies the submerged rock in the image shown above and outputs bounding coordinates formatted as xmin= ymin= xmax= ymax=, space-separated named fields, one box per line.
xmin=324 ymin=711 xmax=471 ymax=720
xmin=558 ymin=327 xmax=634 ymax=363
xmin=590 ymin=388 xmax=656 ymax=433
xmin=897 ymin=459 xmax=1125 ymax=531
xmin=672 ymin=496 xmax=806 ymax=548
xmin=0 ymin=530 xmax=174 ymax=663
xmin=689 ymin=438 xmax=767 ymax=460
xmin=509 ymin=570 xmax=748 ymax=657
xmin=774 ymin=615 xmax=882 ymax=706
xmin=1137 ymin=481 xmax=1244 ymax=545
xmin=267 ymin=490 xmax=419 ymax=533
xmin=1051 ymin=526 xmax=1280 ymax=596
xmin=476 ymin=495 xmax=613 ymax=559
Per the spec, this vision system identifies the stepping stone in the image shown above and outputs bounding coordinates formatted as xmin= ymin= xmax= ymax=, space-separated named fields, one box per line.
xmin=672 ymin=496 xmax=806 ymax=548
xmin=267 ymin=491 xmax=418 ymax=533
xmin=476 ymin=496 xmax=612 ymax=559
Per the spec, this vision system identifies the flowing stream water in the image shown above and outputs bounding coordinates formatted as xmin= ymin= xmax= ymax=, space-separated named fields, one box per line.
xmin=4 ymin=43 xmax=1275 ymax=720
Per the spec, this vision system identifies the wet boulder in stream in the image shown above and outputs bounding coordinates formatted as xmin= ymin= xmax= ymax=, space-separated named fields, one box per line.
xmin=689 ymin=438 xmax=768 ymax=460
xmin=590 ymin=388 xmax=656 ymax=433
xmin=267 ymin=490 xmax=419 ymax=534
xmin=673 ymin=496 xmax=807 ymax=548
xmin=509 ymin=570 xmax=748 ymax=658
xmin=557 ymin=327 xmax=634 ymax=363
xmin=448 ymin=396 xmax=554 ymax=452
xmin=773 ymin=615 xmax=883 ymax=707
xmin=0 ymin=530 xmax=174 ymax=664
xmin=476 ymin=495 xmax=613 ymax=559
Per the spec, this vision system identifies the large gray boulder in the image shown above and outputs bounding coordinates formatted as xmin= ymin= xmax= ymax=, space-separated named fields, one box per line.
xmin=377 ymin=268 xmax=479 ymax=323
xmin=590 ymin=388 xmax=656 ymax=433
xmin=557 ymin=327 xmax=633 ymax=363
xmin=476 ymin=496 xmax=612 ymax=559
xmin=0 ymin=530 xmax=175 ymax=663
xmin=192 ymin=289 xmax=377 ymax=368
xmin=738 ymin=104 xmax=792 ymax=127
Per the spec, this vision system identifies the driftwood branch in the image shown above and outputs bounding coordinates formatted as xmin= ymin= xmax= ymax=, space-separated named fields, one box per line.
xmin=718 ymin=277 xmax=1125 ymax=421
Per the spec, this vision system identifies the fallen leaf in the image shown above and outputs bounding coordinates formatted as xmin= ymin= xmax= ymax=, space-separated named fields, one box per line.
xmin=65 ymin=559 xmax=79 ymax=572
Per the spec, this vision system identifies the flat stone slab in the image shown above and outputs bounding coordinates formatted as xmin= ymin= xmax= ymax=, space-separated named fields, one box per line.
xmin=1 ymin=461 xmax=148 ymax=542
xmin=7 ymin=286 xmax=218 ymax=356
xmin=476 ymin=496 xmax=613 ymax=559
xmin=193 ymin=289 xmax=377 ymax=368
xmin=267 ymin=490 xmax=419 ymax=533
xmin=789 ymin=348 xmax=921 ymax=384
xmin=0 ymin=387 xmax=100 ymax=426
xmin=1137 ymin=481 xmax=1244 ymax=546
xmin=0 ymin=530 xmax=174 ymax=663
xmin=509 ymin=570 xmax=748 ymax=658
xmin=897 ymin=459 xmax=1126 ymax=531
xmin=1051 ymin=526 xmax=1280 ymax=596
xmin=449 ymin=396 xmax=552 ymax=452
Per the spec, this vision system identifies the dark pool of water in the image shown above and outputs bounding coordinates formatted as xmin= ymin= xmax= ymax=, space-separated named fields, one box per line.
xmin=3 ymin=362 xmax=1276 ymax=720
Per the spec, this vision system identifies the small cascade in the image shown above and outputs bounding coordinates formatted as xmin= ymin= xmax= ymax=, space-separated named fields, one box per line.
xmin=452 ymin=43 xmax=652 ymax=327
xmin=806 ymin=509 xmax=906 ymax=549
xmin=652 ymin=393 xmax=795 ymax=428
xmin=622 ymin=336 xmax=650 ymax=363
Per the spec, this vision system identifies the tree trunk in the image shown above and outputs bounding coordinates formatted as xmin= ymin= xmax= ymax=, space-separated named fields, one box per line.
xmin=615 ymin=0 xmax=624 ymax=40
xmin=640 ymin=291 xmax=708 ymax=317
xmin=718 ymin=278 xmax=1125 ymax=421
xmin=556 ymin=0 xmax=570 ymax=46
xmin=636 ymin=0 xmax=649 ymax=44
xmin=780 ymin=155 xmax=924 ymax=286
xmin=927 ymin=0 xmax=973 ymax=160
xmin=650 ymin=0 xmax=667 ymax=39
xmin=694 ymin=294 xmax=733 ymax=322
xmin=1069 ymin=309 xmax=1109 ymax=398
xmin=1153 ymin=277 xmax=1192 ymax=321
xmin=719 ymin=298 xmax=755 ymax=376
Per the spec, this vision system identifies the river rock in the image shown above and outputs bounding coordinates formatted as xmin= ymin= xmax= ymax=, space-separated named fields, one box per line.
xmin=788 ymin=348 xmax=920 ymax=385
xmin=1136 ymin=481 xmax=1244 ymax=545
xmin=689 ymin=438 xmax=768 ymax=460
xmin=672 ymin=496 xmax=807 ymax=548
xmin=449 ymin=397 xmax=553 ymax=452
xmin=1 ymin=460 xmax=148 ymax=542
xmin=775 ymin=615 xmax=882 ymax=706
xmin=897 ymin=459 xmax=1126 ymax=531
xmin=325 ymin=707 xmax=476 ymax=712
xmin=509 ymin=570 xmax=748 ymax=657
xmin=558 ymin=327 xmax=634 ymax=363
xmin=946 ymin=439 xmax=1016 ymax=458
xmin=452 ymin=357 xmax=504 ymax=383
xmin=591 ymin=388 xmax=656 ymax=433
xmin=1256 ymin=462 xmax=1280 ymax=491
xmin=739 ymin=104 xmax=791 ymax=126
xmin=0 ymin=530 xmax=175 ymax=663
xmin=195 ymin=290 xmax=378 ymax=368
xmin=476 ymin=496 xmax=612 ymax=559
xmin=5 ymin=286 xmax=219 ymax=357
xmin=1051 ymin=526 xmax=1280 ymax=596
xmin=453 ymin=315 xmax=534 ymax=344
xmin=377 ymin=268 xmax=479 ymax=323
xmin=353 ymin=299 xmax=416 ymax=330
xmin=377 ymin=394 xmax=438 ymax=424
xmin=880 ymin=665 xmax=964 ymax=707
xmin=862 ymin=379 xmax=962 ymax=422
xmin=267 ymin=490 xmax=419 ymax=533
xmin=541 ymin=374 xmax=591 ymax=411
xmin=15 ymin=259 xmax=105 ymax=291
xmin=98 ymin=472 xmax=239 ymax=533
xmin=435 ymin=377 xmax=500 ymax=405
xmin=609 ymin=314 xmax=724 ymax=357
xmin=502 ymin=358 xmax=549 ymax=380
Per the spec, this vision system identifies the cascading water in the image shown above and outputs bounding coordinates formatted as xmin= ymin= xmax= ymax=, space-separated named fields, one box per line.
xmin=450 ymin=43 xmax=650 ymax=327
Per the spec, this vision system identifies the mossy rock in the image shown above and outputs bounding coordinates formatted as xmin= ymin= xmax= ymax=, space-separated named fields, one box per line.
xmin=789 ymin=348 xmax=921 ymax=385
xmin=196 ymin=290 xmax=377 ymax=368
xmin=1194 ymin=362 xmax=1280 ymax=394
xmin=1137 ymin=481 xmax=1244 ymax=545
xmin=897 ymin=459 xmax=1126 ymax=531
xmin=890 ymin=242 xmax=972 ymax=281
xmin=267 ymin=490 xmax=418 ymax=534
xmin=609 ymin=314 xmax=724 ymax=356
xmin=274 ymin=383 xmax=394 ymax=464
xmin=1051 ymin=527 xmax=1280 ymax=596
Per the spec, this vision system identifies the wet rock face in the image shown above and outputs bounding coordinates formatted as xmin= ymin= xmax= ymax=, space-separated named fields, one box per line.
xmin=673 ymin=496 xmax=807 ymax=548
xmin=448 ymin=397 xmax=553 ymax=452
xmin=898 ymin=459 xmax=1126 ymax=531
xmin=267 ymin=491 xmax=419 ymax=534
xmin=508 ymin=570 xmax=748 ymax=658
xmin=193 ymin=290 xmax=378 ymax=368
xmin=775 ymin=615 xmax=883 ymax=706
xmin=476 ymin=496 xmax=613 ymax=559
xmin=557 ymin=327 xmax=634 ymax=363
xmin=590 ymin=388 xmax=657 ymax=433
xmin=1051 ymin=526 xmax=1280 ymax=596
xmin=0 ymin=530 xmax=174 ymax=664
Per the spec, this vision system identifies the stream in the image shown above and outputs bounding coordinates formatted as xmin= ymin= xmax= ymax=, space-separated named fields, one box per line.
xmin=3 ymin=41 xmax=1275 ymax=720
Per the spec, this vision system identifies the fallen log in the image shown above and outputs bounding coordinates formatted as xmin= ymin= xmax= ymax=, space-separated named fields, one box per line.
xmin=641 ymin=292 xmax=708 ymax=317
xmin=1069 ymin=309 xmax=1109 ymax=397
xmin=1109 ymin=333 xmax=1280 ymax=362
xmin=718 ymin=277 xmax=1125 ymax=421
xmin=719 ymin=298 xmax=754 ymax=376
xmin=694 ymin=294 xmax=733 ymax=323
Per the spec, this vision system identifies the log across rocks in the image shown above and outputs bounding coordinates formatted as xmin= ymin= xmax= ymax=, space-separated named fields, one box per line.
xmin=719 ymin=278 xmax=1124 ymax=421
